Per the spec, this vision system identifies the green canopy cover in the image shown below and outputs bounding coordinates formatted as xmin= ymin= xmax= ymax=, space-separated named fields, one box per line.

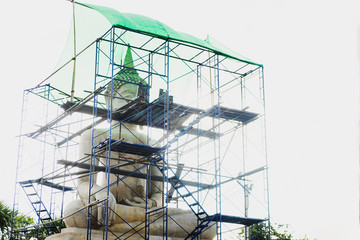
xmin=76 ymin=2 xmax=262 ymax=67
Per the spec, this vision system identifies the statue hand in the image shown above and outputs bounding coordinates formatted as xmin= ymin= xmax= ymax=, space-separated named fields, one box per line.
xmin=124 ymin=197 xmax=156 ymax=209
xmin=95 ymin=191 xmax=116 ymax=226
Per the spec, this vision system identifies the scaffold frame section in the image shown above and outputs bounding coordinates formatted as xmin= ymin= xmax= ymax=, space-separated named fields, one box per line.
xmin=11 ymin=13 xmax=270 ymax=240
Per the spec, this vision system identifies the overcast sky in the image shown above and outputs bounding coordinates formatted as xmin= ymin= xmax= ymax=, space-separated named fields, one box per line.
xmin=1 ymin=0 xmax=359 ymax=239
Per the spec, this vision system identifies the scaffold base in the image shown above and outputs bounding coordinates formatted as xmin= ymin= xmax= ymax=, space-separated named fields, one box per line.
xmin=45 ymin=227 xmax=207 ymax=240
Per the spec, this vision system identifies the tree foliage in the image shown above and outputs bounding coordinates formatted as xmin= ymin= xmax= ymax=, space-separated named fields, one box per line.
xmin=0 ymin=200 xmax=34 ymax=240
xmin=239 ymin=222 xmax=309 ymax=240
xmin=0 ymin=200 xmax=64 ymax=240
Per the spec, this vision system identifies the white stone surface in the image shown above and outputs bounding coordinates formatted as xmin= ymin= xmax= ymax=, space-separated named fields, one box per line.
xmin=46 ymin=227 xmax=209 ymax=240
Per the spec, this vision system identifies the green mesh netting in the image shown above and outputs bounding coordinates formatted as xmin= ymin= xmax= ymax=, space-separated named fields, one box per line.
xmin=76 ymin=1 xmax=260 ymax=67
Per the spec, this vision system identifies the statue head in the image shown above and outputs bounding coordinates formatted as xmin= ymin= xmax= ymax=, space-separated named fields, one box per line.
xmin=105 ymin=46 xmax=148 ymax=111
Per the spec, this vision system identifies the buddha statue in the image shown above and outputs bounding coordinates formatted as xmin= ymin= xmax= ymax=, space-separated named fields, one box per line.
xmin=59 ymin=46 xmax=215 ymax=240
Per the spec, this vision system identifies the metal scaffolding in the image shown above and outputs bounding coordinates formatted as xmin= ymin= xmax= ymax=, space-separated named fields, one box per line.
xmin=11 ymin=6 xmax=270 ymax=240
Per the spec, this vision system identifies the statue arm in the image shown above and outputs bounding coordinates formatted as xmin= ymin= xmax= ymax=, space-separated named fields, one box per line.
xmin=77 ymin=129 xmax=97 ymax=187
xmin=76 ymin=129 xmax=116 ymax=224
xmin=130 ymin=137 xmax=164 ymax=208
xmin=149 ymin=164 xmax=163 ymax=207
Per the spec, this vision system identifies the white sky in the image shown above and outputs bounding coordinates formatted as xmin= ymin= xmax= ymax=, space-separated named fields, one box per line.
xmin=1 ymin=0 xmax=359 ymax=239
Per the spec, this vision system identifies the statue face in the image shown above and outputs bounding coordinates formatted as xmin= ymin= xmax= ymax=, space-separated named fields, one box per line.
xmin=105 ymin=83 xmax=138 ymax=111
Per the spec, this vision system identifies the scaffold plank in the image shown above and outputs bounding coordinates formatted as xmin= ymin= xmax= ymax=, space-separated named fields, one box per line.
xmin=60 ymin=98 xmax=257 ymax=139
xmin=62 ymin=98 xmax=258 ymax=125
xmin=20 ymin=179 xmax=73 ymax=192
xmin=206 ymin=214 xmax=265 ymax=226
xmin=95 ymin=138 xmax=164 ymax=156
xmin=28 ymin=85 xmax=106 ymax=139
xmin=57 ymin=159 xmax=212 ymax=189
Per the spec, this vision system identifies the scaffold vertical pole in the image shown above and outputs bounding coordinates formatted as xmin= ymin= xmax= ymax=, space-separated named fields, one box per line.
xmin=164 ymin=39 xmax=170 ymax=239
xmin=86 ymin=32 xmax=101 ymax=240
xmin=36 ymin=84 xmax=50 ymax=237
xmin=260 ymin=66 xmax=271 ymax=240
xmin=103 ymin=25 xmax=116 ymax=240
xmin=196 ymin=64 xmax=201 ymax=224
xmin=214 ymin=54 xmax=222 ymax=240
xmin=240 ymin=74 xmax=250 ymax=240
xmin=11 ymin=90 xmax=28 ymax=240
xmin=70 ymin=0 xmax=77 ymax=102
